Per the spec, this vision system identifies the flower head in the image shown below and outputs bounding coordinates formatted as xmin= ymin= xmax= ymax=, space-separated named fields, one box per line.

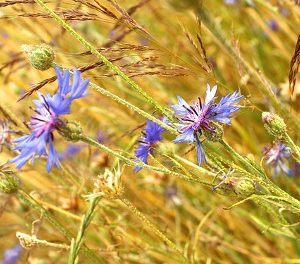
xmin=8 ymin=67 xmax=89 ymax=172
xmin=171 ymin=84 xmax=243 ymax=165
xmin=267 ymin=19 xmax=279 ymax=31
xmin=86 ymin=165 xmax=123 ymax=200
xmin=134 ymin=119 xmax=165 ymax=172
xmin=264 ymin=141 xmax=291 ymax=176
xmin=0 ymin=244 xmax=22 ymax=264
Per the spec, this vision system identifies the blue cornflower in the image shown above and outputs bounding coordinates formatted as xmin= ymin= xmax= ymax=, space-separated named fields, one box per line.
xmin=171 ymin=84 xmax=243 ymax=165
xmin=58 ymin=143 xmax=84 ymax=160
xmin=267 ymin=19 xmax=279 ymax=31
xmin=0 ymin=244 xmax=22 ymax=264
xmin=264 ymin=141 xmax=291 ymax=176
xmin=8 ymin=67 xmax=89 ymax=172
xmin=134 ymin=120 xmax=165 ymax=172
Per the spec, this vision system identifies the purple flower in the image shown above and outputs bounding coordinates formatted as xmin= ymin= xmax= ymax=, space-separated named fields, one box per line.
xmin=58 ymin=143 xmax=84 ymax=160
xmin=224 ymin=0 xmax=236 ymax=5
xmin=134 ymin=120 xmax=165 ymax=172
xmin=171 ymin=84 xmax=243 ymax=165
xmin=267 ymin=19 xmax=279 ymax=31
xmin=95 ymin=131 xmax=107 ymax=144
xmin=264 ymin=142 xmax=291 ymax=176
xmin=8 ymin=67 xmax=89 ymax=172
xmin=0 ymin=244 xmax=22 ymax=264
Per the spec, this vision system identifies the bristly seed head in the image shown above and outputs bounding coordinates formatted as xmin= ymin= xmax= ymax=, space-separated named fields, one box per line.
xmin=87 ymin=165 xmax=123 ymax=200
xmin=262 ymin=112 xmax=286 ymax=138
xmin=22 ymin=44 xmax=55 ymax=71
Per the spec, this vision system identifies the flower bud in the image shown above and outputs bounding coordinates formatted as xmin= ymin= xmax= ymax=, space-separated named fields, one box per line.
xmin=233 ymin=178 xmax=256 ymax=198
xmin=262 ymin=112 xmax=286 ymax=138
xmin=0 ymin=171 xmax=20 ymax=194
xmin=57 ymin=121 xmax=83 ymax=142
xmin=22 ymin=44 xmax=54 ymax=71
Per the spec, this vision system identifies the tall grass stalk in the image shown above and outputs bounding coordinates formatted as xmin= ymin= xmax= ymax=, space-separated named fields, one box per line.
xmin=33 ymin=0 xmax=173 ymax=120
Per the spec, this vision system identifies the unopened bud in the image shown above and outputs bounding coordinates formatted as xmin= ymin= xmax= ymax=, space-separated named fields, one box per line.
xmin=57 ymin=121 xmax=83 ymax=142
xmin=22 ymin=44 xmax=54 ymax=71
xmin=233 ymin=178 xmax=256 ymax=198
xmin=262 ymin=112 xmax=286 ymax=138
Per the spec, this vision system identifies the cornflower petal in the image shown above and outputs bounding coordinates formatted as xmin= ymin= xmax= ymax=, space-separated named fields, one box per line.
xmin=195 ymin=135 xmax=206 ymax=165
xmin=171 ymin=96 xmax=191 ymax=116
xmin=173 ymin=128 xmax=195 ymax=143
xmin=134 ymin=120 xmax=164 ymax=171
xmin=204 ymin=84 xmax=217 ymax=104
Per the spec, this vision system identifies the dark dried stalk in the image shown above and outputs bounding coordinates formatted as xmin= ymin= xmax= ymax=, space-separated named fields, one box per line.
xmin=289 ymin=34 xmax=300 ymax=96
xmin=0 ymin=0 xmax=35 ymax=7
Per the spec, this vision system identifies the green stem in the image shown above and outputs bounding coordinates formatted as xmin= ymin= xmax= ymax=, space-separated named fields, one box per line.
xmin=120 ymin=197 xmax=188 ymax=262
xmin=54 ymin=65 xmax=177 ymax=135
xmin=79 ymin=134 xmax=211 ymax=186
xmin=89 ymin=82 xmax=177 ymax=134
xmin=196 ymin=7 xmax=300 ymax=132
xmin=220 ymin=139 xmax=265 ymax=178
xmin=284 ymin=133 xmax=300 ymax=163
xmin=33 ymin=0 xmax=172 ymax=120
xmin=17 ymin=190 xmax=103 ymax=264
xmin=68 ymin=197 xmax=101 ymax=264
xmin=220 ymin=140 xmax=300 ymax=211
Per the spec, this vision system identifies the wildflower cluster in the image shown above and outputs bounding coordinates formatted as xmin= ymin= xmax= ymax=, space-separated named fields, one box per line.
xmin=133 ymin=85 xmax=243 ymax=170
